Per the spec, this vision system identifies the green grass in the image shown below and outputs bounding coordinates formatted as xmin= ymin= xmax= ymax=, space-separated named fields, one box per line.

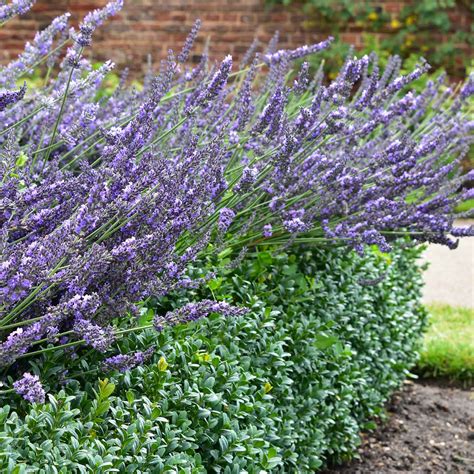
xmin=417 ymin=303 xmax=474 ymax=383
xmin=455 ymin=198 xmax=474 ymax=214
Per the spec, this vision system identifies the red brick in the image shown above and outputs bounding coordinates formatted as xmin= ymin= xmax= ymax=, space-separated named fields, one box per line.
xmin=0 ymin=0 xmax=469 ymax=77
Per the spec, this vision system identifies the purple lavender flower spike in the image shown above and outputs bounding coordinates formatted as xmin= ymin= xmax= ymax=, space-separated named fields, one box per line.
xmin=65 ymin=0 xmax=123 ymax=65
xmin=234 ymin=57 xmax=258 ymax=130
xmin=73 ymin=319 xmax=116 ymax=352
xmin=283 ymin=217 xmax=307 ymax=234
xmin=218 ymin=208 xmax=236 ymax=232
xmin=263 ymin=37 xmax=333 ymax=64
xmin=191 ymin=54 xmax=232 ymax=110
xmin=81 ymin=0 xmax=123 ymax=30
xmin=240 ymin=37 xmax=259 ymax=69
xmin=0 ymin=0 xmax=36 ymax=23
xmin=0 ymin=13 xmax=70 ymax=86
xmin=236 ymin=166 xmax=258 ymax=192
xmin=265 ymin=30 xmax=280 ymax=55
xmin=153 ymin=300 xmax=249 ymax=332
xmin=0 ymin=312 xmax=64 ymax=367
xmin=101 ymin=347 xmax=155 ymax=372
xmin=386 ymin=58 xmax=430 ymax=95
xmin=252 ymin=85 xmax=287 ymax=135
xmin=0 ymin=83 xmax=26 ymax=112
xmin=13 ymin=372 xmax=46 ymax=404
xmin=460 ymin=73 xmax=474 ymax=100
xmin=293 ymin=61 xmax=310 ymax=95
xmin=263 ymin=224 xmax=273 ymax=238
xmin=178 ymin=19 xmax=201 ymax=63
xmin=77 ymin=25 xmax=94 ymax=47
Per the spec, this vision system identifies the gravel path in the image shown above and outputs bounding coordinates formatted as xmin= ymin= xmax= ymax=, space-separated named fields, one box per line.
xmin=422 ymin=220 xmax=473 ymax=308
xmin=324 ymin=381 xmax=474 ymax=473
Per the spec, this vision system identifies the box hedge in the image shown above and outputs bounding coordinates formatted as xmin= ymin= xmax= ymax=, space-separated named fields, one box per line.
xmin=0 ymin=244 xmax=427 ymax=473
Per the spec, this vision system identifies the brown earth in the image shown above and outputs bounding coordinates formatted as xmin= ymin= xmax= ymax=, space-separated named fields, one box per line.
xmin=324 ymin=381 xmax=474 ymax=473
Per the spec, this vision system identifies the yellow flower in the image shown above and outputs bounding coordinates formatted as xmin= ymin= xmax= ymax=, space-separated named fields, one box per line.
xmin=264 ymin=381 xmax=273 ymax=393
xmin=405 ymin=15 xmax=416 ymax=26
xmin=367 ymin=11 xmax=378 ymax=21
xmin=158 ymin=356 xmax=168 ymax=372
xmin=196 ymin=351 xmax=211 ymax=362
xmin=404 ymin=33 xmax=415 ymax=48
xmin=390 ymin=19 xmax=401 ymax=29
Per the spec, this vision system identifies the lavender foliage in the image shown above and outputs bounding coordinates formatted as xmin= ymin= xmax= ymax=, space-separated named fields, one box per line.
xmin=0 ymin=2 xmax=472 ymax=391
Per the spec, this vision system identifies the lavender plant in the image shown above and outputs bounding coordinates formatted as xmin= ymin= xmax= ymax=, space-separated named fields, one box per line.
xmin=0 ymin=1 xmax=472 ymax=400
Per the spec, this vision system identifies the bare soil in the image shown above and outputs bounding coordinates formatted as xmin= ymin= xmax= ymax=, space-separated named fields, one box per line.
xmin=324 ymin=381 xmax=474 ymax=473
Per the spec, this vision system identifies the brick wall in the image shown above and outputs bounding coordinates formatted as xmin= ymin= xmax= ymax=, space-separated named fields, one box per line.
xmin=0 ymin=0 xmax=471 ymax=76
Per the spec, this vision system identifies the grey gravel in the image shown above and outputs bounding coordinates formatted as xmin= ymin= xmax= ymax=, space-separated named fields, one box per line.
xmin=422 ymin=220 xmax=473 ymax=308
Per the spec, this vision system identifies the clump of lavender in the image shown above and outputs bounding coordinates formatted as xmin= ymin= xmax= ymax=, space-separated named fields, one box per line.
xmin=0 ymin=1 xmax=472 ymax=394
xmin=13 ymin=372 xmax=45 ymax=403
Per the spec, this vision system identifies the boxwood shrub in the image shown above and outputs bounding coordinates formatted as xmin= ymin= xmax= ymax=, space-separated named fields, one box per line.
xmin=0 ymin=244 xmax=427 ymax=473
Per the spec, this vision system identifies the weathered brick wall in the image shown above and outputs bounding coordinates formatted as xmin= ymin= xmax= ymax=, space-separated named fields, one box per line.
xmin=0 ymin=0 xmax=471 ymax=75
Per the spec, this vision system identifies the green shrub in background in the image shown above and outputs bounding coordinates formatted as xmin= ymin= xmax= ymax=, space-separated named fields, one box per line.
xmin=0 ymin=244 xmax=427 ymax=472
xmin=267 ymin=0 xmax=473 ymax=78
